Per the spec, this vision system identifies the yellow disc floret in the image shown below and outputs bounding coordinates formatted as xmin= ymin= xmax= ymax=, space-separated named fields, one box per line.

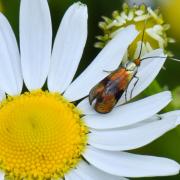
xmin=0 ymin=90 xmax=88 ymax=180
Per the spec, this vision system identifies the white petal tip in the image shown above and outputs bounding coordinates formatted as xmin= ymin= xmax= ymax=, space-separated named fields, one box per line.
xmin=156 ymin=48 xmax=164 ymax=53
xmin=72 ymin=2 xmax=87 ymax=11
xmin=73 ymin=2 xmax=88 ymax=20
xmin=121 ymin=24 xmax=139 ymax=36
xmin=154 ymin=48 xmax=167 ymax=59
xmin=163 ymin=91 xmax=172 ymax=101
xmin=154 ymin=91 xmax=172 ymax=105
xmin=111 ymin=25 xmax=139 ymax=44
xmin=159 ymin=91 xmax=172 ymax=102
xmin=0 ymin=172 xmax=4 ymax=179
xmin=171 ymin=162 xmax=180 ymax=175
xmin=127 ymin=24 xmax=137 ymax=31
xmin=0 ymin=12 xmax=4 ymax=18
xmin=176 ymin=116 xmax=180 ymax=126
xmin=75 ymin=1 xmax=87 ymax=7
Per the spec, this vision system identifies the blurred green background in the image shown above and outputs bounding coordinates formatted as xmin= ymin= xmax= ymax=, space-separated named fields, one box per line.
xmin=0 ymin=0 xmax=180 ymax=179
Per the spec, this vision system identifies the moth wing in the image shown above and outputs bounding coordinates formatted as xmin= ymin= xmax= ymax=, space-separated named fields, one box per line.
xmin=89 ymin=73 xmax=115 ymax=104
xmin=95 ymin=94 xmax=118 ymax=113
xmin=89 ymin=83 xmax=105 ymax=105
xmin=95 ymin=74 xmax=128 ymax=113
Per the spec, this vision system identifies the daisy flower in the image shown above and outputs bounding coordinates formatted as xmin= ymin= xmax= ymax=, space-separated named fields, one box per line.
xmin=0 ymin=1 xmax=179 ymax=180
xmin=95 ymin=3 xmax=175 ymax=58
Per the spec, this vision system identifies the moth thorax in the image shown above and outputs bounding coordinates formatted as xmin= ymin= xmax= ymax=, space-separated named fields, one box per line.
xmin=125 ymin=61 xmax=137 ymax=71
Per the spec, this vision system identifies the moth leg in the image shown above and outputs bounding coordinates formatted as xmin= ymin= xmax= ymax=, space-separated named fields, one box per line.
xmin=156 ymin=114 xmax=162 ymax=120
xmin=103 ymin=70 xmax=114 ymax=73
xmin=162 ymin=65 xmax=166 ymax=70
xmin=130 ymin=76 xmax=139 ymax=99
xmin=125 ymin=88 xmax=128 ymax=103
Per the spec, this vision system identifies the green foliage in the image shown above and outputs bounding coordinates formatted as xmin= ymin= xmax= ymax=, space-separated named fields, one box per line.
xmin=172 ymin=86 xmax=180 ymax=109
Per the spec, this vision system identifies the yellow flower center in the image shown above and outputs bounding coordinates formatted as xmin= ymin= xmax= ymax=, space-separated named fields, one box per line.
xmin=0 ymin=90 xmax=88 ymax=180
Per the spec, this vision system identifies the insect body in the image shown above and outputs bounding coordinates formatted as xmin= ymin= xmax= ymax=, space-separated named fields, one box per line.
xmin=89 ymin=18 xmax=148 ymax=114
xmin=89 ymin=59 xmax=140 ymax=113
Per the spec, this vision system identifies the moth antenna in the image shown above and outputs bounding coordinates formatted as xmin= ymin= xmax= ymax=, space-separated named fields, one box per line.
xmin=140 ymin=56 xmax=167 ymax=61
xmin=137 ymin=14 xmax=149 ymax=59
xmin=170 ymin=57 xmax=180 ymax=62
xmin=140 ymin=56 xmax=180 ymax=62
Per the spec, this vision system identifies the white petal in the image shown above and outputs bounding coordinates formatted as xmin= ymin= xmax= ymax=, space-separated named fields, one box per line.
xmin=84 ymin=146 xmax=180 ymax=177
xmin=75 ymin=160 xmax=128 ymax=180
xmin=20 ymin=0 xmax=52 ymax=90
xmin=177 ymin=117 xmax=180 ymax=125
xmin=160 ymin=110 xmax=180 ymax=118
xmin=0 ymin=90 xmax=5 ymax=102
xmin=170 ymin=111 xmax=180 ymax=125
xmin=84 ymin=91 xmax=171 ymax=129
xmin=78 ymin=98 xmax=95 ymax=115
xmin=64 ymin=25 xmax=138 ymax=101
xmin=109 ymin=110 xmax=180 ymax=132
xmin=160 ymin=110 xmax=180 ymax=126
xmin=0 ymin=172 xmax=4 ymax=180
xmin=89 ymin=115 xmax=178 ymax=151
xmin=115 ymin=110 xmax=180 ymax=130
xmin=118 ymin=49 xmax=166 ymax=104
xmin=48 ymin=3 xmax=88 ymax=93
xmin=0 ymin=13 xmax=23 ymax=95
xmin=65 ymin=170 xmax=83 ymax=180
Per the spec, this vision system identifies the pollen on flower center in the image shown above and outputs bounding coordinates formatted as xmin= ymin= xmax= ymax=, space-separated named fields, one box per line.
xmin=0 ymin=90 xmax=88 ymax=179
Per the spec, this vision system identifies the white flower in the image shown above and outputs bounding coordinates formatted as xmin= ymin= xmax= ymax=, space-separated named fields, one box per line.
xmin=0 ymin=1 xmax=179 ymax=180
xmin=95 ymin=3 xmax=175 ymax=58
